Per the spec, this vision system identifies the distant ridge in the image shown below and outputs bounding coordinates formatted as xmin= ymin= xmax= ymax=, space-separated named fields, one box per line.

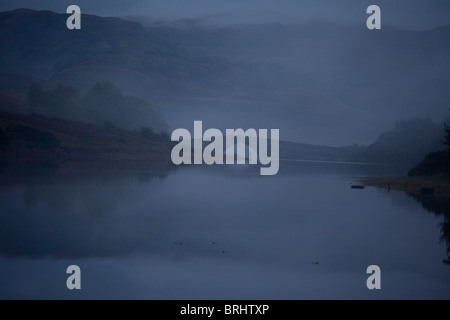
xmin=0 ymin=8 xmax=449 ymax=146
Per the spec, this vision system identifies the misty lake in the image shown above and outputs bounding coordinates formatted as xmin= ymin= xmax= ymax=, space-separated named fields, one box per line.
xmin=0 ymin=161 xmax=449 ymax=300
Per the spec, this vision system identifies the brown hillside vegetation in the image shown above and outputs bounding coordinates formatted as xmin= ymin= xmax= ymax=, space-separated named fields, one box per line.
xmin=0 ymin=111 xmax=172 ymax=165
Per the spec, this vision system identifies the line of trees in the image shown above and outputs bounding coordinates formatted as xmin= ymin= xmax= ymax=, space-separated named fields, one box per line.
xmin=27 ymin=81 xmax=168 ymax=133
xmin=408 ymin=110 xmax=450 ymax=176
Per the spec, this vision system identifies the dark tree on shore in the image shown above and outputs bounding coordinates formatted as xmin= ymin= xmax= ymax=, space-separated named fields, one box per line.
xmin=408 ymin=110 xmax=450 ymax=176
xmin=444 ymin=123 xmax=450 ymax=150
xmin=443 ymin=107 xmax=450 ymax=150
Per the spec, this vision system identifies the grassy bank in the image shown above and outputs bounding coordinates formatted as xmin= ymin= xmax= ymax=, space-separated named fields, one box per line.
xmin=358 ymin=175 xmax=450 ymax=197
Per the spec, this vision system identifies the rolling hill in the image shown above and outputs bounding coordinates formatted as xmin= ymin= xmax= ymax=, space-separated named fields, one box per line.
xmin=1 ymin=9 xmax=449 ymax=147
xmin=0 ymin=110 xmax=172 ymax=166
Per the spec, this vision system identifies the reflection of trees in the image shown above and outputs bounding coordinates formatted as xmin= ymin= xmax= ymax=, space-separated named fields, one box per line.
xmin=0 ymin=167 xmax=174 ymax=258
xmin=442 ymin=221 xmax=450 ymax=266
xmin=0 ymin=165 xmax=173 ymax=220
xmin=407 ymin=194 xmax=450 ymax=266
xmin=21 ymin=170 xmax=170 ymax=218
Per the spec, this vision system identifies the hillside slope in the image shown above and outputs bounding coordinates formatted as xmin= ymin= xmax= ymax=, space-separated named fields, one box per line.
xmin=0 ymin=111 xmax=172 ymax=165
xmin=1 ymin=9 xmax=449 ymax=145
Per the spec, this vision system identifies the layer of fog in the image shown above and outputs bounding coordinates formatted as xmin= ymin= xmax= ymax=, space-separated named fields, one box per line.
xmin=1 ymin=0 xmax=450 ymax=30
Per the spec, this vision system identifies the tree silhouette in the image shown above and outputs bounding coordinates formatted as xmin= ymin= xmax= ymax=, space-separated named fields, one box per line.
xmin=444 ymin=107 xmax=450 ymax=150
xmin=444 ymin=123 xmax=450 ymax=150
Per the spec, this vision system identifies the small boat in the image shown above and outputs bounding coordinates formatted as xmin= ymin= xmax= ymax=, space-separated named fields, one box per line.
xmin=351 ymin=185 xmax=365 ymax=189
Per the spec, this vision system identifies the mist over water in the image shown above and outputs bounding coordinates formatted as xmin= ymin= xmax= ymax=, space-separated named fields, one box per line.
xmin=1 ymin=3 xmax=449 ymax=146
xmin=0 ymin=163 xmax=448 ymax=299
xmin=0 ymin=1 xmax=449 ymax=301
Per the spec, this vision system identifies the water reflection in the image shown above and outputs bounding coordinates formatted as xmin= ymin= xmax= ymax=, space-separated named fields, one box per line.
xmin=0 ymin=162 xmax=449 ymax=299
xmin=0 ymin=166 xmax=173 ymax=258
xmin=406 ymin=194 xmax=450 ymax=266
xmin=0 ymin=161 xmax=402 ymax=261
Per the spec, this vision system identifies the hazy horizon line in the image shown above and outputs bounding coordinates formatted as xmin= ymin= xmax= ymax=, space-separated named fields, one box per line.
xmin=1 ymin=7 xmax=449 ymax=32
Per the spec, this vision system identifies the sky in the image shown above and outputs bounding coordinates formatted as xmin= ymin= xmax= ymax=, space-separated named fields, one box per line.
xmin=0 ymin=0 xmax=449 ymax=30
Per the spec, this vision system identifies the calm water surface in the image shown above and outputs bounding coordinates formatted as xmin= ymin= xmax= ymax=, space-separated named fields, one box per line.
xmin=0 ymin=161 xmax=449 ymax=299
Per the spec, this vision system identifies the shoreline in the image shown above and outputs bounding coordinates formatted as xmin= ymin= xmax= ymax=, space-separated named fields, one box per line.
xmin=357 ymin=175 xmax=450 ymax=197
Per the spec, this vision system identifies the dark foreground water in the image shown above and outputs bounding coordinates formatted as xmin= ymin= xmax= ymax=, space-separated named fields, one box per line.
xmin=0 ymin=161 xmax=449 ymax=300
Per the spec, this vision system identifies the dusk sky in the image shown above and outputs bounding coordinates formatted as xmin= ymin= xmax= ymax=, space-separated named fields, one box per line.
xmin=0 ymin=0 xmax=449 ymax=29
